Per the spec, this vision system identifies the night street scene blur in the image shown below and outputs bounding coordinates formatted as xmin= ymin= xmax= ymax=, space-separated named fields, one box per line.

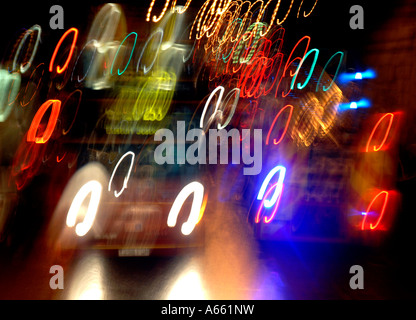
xmin=1 ymin=0 xmax=416 ymax=301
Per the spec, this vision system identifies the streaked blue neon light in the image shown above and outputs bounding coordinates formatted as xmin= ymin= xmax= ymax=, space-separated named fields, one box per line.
xmin=339 ymin=69 xmax=376 ymax=83
xmin=257 ymin=165 xmax=286 ymax=208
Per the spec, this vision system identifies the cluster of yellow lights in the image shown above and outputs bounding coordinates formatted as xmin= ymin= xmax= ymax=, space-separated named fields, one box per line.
xmin=146 ymin=0 xmax=193 ymax=22
xmin=107 ymin=71 xmax=176 ymax=122
xmin=289 ymin=83 xmax=342 ymax=148
xmin=185 ymin=0 xmax=319 ymax=41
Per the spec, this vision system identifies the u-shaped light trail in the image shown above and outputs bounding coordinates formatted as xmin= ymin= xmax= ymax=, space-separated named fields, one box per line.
xmin=167 ymin=181 xmax=205 ymax=236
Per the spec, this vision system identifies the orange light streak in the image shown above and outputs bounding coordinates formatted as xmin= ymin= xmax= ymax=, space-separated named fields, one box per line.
xmin=365 ymin=113 xmax=394 ymax=152
xmin=265 ymin=104 xmax=293 ymax=145
xmin=49 ymin=28 xmax=79 ymax=74
xmin=27 ymin=100 xmax=61 ymax=144
xmin=361 ymin=191 xmax=389 ymax=230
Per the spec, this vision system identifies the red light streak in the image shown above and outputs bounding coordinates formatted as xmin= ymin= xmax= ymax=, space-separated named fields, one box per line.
xmin=365 ymin=113 xmax=394 ymax=152
xmin=279 ymin=35 xmax=311 ymax=98
xmin=5 ymin=72 xmax=21 ymax=108
xmin=361 ymin=191 xmax=389 ymax=230
xmin=56 ymin=152 xmax=67 ymax=163
xmin=49 ymin=28 xmax=79 ymax=74
xmin=255 ymin=182 xmax=283 ymax=224
xmin=11 ymin=136 xmax=46 ymax=190
xmin=27 ymin=100 xmax=61 ymax=144
xmin=266 ymin=104 xmax=293 ymax=145
xmin=20 ymin=63 xmax=45 ymax=107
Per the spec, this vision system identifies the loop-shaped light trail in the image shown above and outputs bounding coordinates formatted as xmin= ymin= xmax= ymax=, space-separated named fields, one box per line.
xmin=20 ymin=63 xmax=45 ymax=107
xmin=167 ymin=181 xmax=205 ymax=236
xmin=365 ymin=113 xmax=395 ymax=152
xmin=255 ymin=182 xmax=283 ymax=224
xmin=315 ymin=51 xmax=344 ymax=92
xmin=136 ymin=28 xmax=163 ymax=74
xmin=61 ymin=89 xmax=82 ymax=135
xmin=111 ymin=32 xmax=138 ymax=75
xmin=290 ymin=48 xmax=319 ymax=90
xmin=66 ymin=180 xmax=103 ymax=237
xmin=12 ymin=24 xmax=42 ymax=74
xmin=108 ymin=151 xmax=135 ymax=197
xmin=71 ymin=39 xmax=97 ymax=82
xmin=361 ymin=191 xmax=389 ymax=230
xmin=27 ymin=99 xmax=61 ymax=143
xmin=200 ymin=86 xmax=224 ymax=129
xmin=266 ymin=105 xmax=293 ymax=146
xmin=49 ymin=27 xmax=79 ymax=74
xmin=297 ymin=0 xmax=319 ymax=18
xmin=217 ymin=88 xmax=240 ymax=130
xmin=257 ymin=165 xmax=286 ymax=208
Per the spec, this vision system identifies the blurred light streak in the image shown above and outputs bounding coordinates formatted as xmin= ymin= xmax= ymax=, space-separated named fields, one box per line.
xmin=316 ymin=84 xmax=343 ymax=137
xmin=255 ymin=182 xmax=282 ymax=224
xmin=166 ymin=262 xmax=207 ymax=300
xmin=188 ymin=0 xmax=318 ymax=40
xmin=49 ymin=28 xmax=79 ymax=74
xmin=290 ymin=95 xmax=322 ymax=147
xmin=70 ymin=39 xmax=97 ymax=82
xmin=10 ymin=137 xmax=46 ymax=190
xmin=66 ymin=180 xmax=103 ymax=237
xmin=158 ymin=8 xmax=187 ymax=51
xmin=297 ymin=0 xmax=319 ymax=18
xmin=136 ymin=70 xmax=176 ymax=121
xmin=266 ymin=105 xmax=293 ymax=145
xmin=189 ymin=0 xmax=231 ymax=40
xmin=27 ymin=100 xmax=61 ymax=144
xmin=361 ymin=190 xmax=389 ymax=230
xmin=274 ymin=0 xmax=295 ymax=25
xmin=279 ymin=35 xmax=311 ymax=98
xmin=86 ymin=3 xmax=126 ymax=44
xmin=12 ymin=24 xmax=41 ymax=74
xmin=200 ymin=86 xmax=224 ymax=128
xmin=257 ymin=165 xmax=286 ymax=209
xmin=167 ymin=181 xmax=204 ymax=235
xmin=146 ymin=0 xmax=171 ymax=22
xmin=84 ymin=3 xmax=126 ymax=89
xmin=339 ymin=98 xmax=371 ymax=111
xmin=108 ymin=151 xmax=135 ymax=197
xmin=315 ymin=51 xmax=344 ymax=92
xmin=136 ymin=28 xmax=163 ymax=74
xmin=61 ymin=89 xmax=82 ymax=135
xmin=365 ymin=113 xmax=394 ymax=152
xmin=0 ymin=70 xmax=21 ymax=122
xmin=338 ymin=69 xmax=376 ymax=83
xmin=217 ymin=88 xmax=240 ymax=130
xmin=105 ymin=70 xmax=176 ymax=130
xmin=56 ymin=152 xmax=67 ymax=163
xmin=20 ymin=63 xmax=45 ymax=107
xmin=290 ymin=48 xmax=319 ymax=90
xmin=67 ymin=253 xmax=105 ymax=300
xmin=110 ymin=31 xmax=138 ymax=75
xmin=197 ymin=193 xmax=208 ymax=224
